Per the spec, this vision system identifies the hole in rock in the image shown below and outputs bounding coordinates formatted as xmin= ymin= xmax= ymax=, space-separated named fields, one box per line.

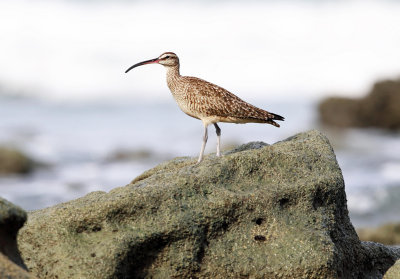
xmin=254 ymin=235 xmax=266 ymax=241
xmin=279 ymin=198 xmax=290 ymax=209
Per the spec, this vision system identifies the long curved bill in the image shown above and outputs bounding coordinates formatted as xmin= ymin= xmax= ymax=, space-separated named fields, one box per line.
xmin=125 ymin=58 xmax=159 ymax=73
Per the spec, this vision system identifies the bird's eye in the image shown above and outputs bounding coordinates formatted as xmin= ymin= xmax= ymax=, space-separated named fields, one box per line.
xmin=165 ymin=56 xmax=170 ymax=59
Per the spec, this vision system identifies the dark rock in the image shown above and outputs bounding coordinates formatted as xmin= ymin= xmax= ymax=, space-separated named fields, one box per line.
xmin=18 ymin=130 xmax=400 ymax=278
xmin=319 ymin=79 xmax=400 ymax=130
xmin=0 ymin=147 xmax=33 ymax=175
xmin=0 ymin=198 xmax=35 ymax=278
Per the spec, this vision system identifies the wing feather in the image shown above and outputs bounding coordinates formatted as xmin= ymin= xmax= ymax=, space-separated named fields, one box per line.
xmin=181 ymin=76 xmax=284 ymax=124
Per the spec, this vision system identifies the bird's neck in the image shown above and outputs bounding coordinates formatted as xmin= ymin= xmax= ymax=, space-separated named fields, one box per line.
xmin=166 ymin=65 xmax=180 ymax=92
xmin=166 ymin=65 xmax=180 ymax=81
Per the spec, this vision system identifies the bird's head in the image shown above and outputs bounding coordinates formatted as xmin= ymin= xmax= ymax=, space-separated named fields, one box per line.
xmin=125 ymin=52 xmax=179 ymax=73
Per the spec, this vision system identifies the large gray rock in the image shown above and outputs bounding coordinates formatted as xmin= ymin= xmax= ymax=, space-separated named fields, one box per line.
xmin=18 ymin=130 xmax=400 ymax=278
xmin=0 ymin=198 xmax=36 ymax=278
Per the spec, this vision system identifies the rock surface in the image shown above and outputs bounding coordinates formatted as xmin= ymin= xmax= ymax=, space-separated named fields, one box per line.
xmin=0 ymin=198 xmax=36 ymax=278
xmin=18 ymin=130 xmax=400 ymax=278
xmin=0 ymin=147 xmax=33 ymax=175
xmin=319 ymin=79 xmax=400 ymax=130
xmin=384 ymin=259 xmax=400 ymax=279
xmin=358 ymin=223 xmax=400 ymax=245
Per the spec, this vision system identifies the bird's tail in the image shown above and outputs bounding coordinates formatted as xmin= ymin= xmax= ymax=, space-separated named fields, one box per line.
xmin=270 ymin=113 xmax=284 ymax=121
xmin=267 ymin=112 xmax=285 ymax=127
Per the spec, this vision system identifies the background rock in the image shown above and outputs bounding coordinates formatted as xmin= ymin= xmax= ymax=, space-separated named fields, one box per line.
xmin=0 ymin=198 xmax=35 ymax=278
xmin=357 ymin=223 xmax=400 ymax=245
xmin=18 ymin=130 xmax=400 ymax=278
xmin=318 ymin=79 xmax=400 ymax=130
xmin=104 ymin=148 xmax=154 ymax=162
xmin=0 ymin=147 xmax=33 ymax=175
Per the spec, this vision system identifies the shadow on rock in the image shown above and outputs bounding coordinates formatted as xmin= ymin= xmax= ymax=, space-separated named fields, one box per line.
xmin=0 ymin=198 xmax=36 ymax=278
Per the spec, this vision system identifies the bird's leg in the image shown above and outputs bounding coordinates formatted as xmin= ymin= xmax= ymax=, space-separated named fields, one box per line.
xmin=214 ymin=123 xmax=221 ymax=157
xmin=197 ymin=124 xmax=208 ymax=163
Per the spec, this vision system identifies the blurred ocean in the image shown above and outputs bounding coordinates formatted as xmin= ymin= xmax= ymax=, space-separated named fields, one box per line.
xmin=0 ymin=97 xmax=308 ymax=209
xmin=1 ymin=0 xmax=400 ymax=228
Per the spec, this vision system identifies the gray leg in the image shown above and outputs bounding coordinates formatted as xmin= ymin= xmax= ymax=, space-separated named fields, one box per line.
xmin=198 ymin=124 xmax=208 ymax=163
xmin=214 ymin=123 xmax=221 ymax=157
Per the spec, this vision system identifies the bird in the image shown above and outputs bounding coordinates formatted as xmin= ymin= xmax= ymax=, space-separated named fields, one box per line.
xmin=125 ymin=52 xmax=284 ymax=163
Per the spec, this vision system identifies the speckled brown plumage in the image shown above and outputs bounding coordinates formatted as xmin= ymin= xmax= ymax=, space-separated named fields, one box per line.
xmin=125 ymin=52 xmax=284 ymax=163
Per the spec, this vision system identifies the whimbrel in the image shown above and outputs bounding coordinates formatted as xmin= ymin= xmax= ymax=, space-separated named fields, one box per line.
xmin=125 ymin=52 xmax=284 ymax=163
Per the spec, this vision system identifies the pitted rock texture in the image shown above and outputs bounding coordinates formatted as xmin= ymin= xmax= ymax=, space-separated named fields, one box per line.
xmin=18 ymin=130 xmax=400 ymax=279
